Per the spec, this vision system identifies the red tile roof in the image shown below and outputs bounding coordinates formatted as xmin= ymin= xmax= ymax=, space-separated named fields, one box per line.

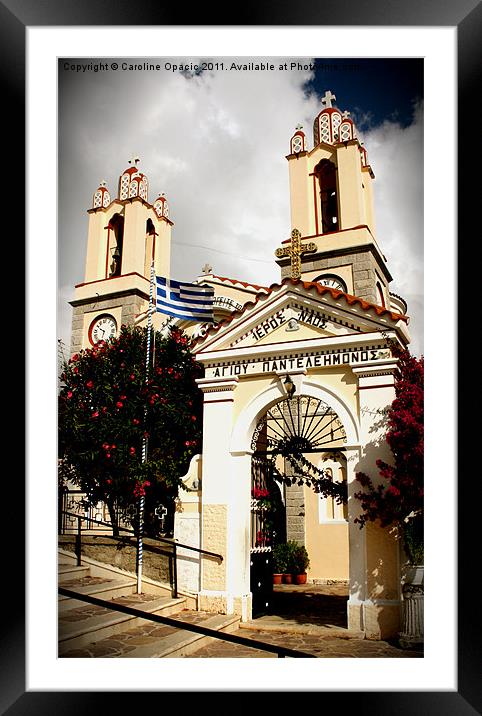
xmin=195 ymin=276 xmax=408 ymax=346
xmin=210 ymin=275 xmax=269 ymax=292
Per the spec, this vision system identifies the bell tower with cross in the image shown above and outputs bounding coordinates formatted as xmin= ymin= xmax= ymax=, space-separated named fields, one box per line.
xmin=69 ymin=158 xmax=174 ymax=355
xmin=279 ymin=91 xmax=394 ymax=309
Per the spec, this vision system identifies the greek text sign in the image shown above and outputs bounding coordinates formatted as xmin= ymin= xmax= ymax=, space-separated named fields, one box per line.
xmin=207 ymin=348 xmax=391 ymax=378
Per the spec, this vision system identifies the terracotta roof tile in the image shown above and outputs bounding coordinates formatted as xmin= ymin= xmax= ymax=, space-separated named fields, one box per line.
xmin=210 ymin=275 xmax=270 ymax=292
xmin=195 ymin=276 xmax=407 ymax=346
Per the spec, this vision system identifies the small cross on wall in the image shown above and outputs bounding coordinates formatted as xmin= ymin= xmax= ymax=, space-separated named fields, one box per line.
xmin=202 ymin=263 xmax=212 ymax=275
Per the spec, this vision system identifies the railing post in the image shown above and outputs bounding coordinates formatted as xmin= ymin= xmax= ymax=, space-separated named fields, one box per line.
xmin=173 ymin=543 xmax=178 ymax=599
xmin=76 ymin=516 xmax=82 ymax=566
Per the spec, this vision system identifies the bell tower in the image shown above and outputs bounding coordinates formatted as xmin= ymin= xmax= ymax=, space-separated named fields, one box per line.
xmin=278 ymin=90 xmax=395 ymax=310
xmin=69 ymin=158 xmax=173 ymax=354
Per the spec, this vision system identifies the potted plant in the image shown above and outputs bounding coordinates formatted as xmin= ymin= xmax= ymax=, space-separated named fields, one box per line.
xmin=282 ymin=540 xmax=301 ymax=584
xmin=292 ymin=543 xmax=310 ymax=584
xmin=272 ymin=543 xmax=287 ymax=585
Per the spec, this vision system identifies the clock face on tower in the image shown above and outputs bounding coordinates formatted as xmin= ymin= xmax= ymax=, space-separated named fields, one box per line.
xmin=89 ymin=314 xmax=117 ymax=345
xmin=315 ymin=274 xmax=347 ymax=292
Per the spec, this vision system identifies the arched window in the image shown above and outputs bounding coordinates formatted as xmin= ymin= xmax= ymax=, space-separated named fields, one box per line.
xmin=376 ymin=281 xmax=386 ymax=307
xmin=318 ymin=460 xmax=347 ymax=523
xmin=316 ymin=160 xmax=339 ymax=234
xmin=108 ymin=213 xmax=124 ymax=277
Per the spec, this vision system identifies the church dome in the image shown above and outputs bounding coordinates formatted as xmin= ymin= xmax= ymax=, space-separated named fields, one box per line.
xmin=314 ymin=106 xmax=343 ymax=145
xmin=289 ymin=126 xmax=307 ymax=155
xmin=119 ymin=158 xmax=149 ymax=202
xmin=313 ymin=90 xmax=359 ymax=146
xmin=92 ymin=180 xmax=111 ymax=209
xmin=153 ymin=193 xmax=170 ymax=219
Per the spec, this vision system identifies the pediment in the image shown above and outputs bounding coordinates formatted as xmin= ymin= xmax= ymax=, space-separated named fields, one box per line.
xmin=195 ymin=281 xmax=408 ymax=354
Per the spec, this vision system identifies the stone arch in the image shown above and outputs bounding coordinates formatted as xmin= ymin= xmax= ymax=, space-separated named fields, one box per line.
xmin=230 ymin=379 xmax=360 ymax=455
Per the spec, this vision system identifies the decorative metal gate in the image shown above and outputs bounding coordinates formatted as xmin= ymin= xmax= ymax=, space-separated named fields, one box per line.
xmin=249 ymin=396 xmax=347 ymax=616
xmin=250 ymin=456 xmax=275 ymax=617
xmin=251 ymin=396 xmax=347 ymax=454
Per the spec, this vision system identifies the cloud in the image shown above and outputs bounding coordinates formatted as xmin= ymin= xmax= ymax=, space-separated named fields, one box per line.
xmin=58 ymin=61 xmax=423 ymax=356
xmin=359 ymin=101 xmax=424 ymax=355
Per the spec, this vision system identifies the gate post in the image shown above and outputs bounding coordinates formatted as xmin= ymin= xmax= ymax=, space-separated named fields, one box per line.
xmin=196 ymin=377 xmax=252 ymax=618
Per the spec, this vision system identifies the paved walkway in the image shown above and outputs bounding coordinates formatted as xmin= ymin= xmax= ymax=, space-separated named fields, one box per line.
xmin=190 ymin=583 xmax=423 ymax=658
xmin=61 ymin=583 xmax=423 ymax=659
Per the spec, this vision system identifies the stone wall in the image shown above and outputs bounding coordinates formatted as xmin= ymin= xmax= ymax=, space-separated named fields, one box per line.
xmin=58 ymin=534 xmax=173 ymax=585
xmin=282 ymin=247 xmax=385 ymax=305
xmin=70 ymin=292 xmax=146 ymax=355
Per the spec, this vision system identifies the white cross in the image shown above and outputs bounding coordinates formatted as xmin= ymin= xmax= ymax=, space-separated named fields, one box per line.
xmin=295 ymin=124 xmax=303 ymax=131
xmin=99 ymin=180 xmax=107 ymax=187
xmin=342 ymin=110 xmax=350 ymax=118
xmin=202 ymin=263 xmax=212 ymax=275
xmin=321 ymin=90 xmax=336 ymax=108
xmin=128 ymin=156 xmax=140 ymax=166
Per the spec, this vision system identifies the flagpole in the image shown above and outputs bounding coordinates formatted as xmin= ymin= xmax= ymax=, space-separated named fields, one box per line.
xmin=137 ymin=259 xmax=155 ymax=594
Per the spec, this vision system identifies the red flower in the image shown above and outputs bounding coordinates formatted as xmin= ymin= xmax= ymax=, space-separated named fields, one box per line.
xmin=91 ymin=410 xmax=99 ymax=418
xmin=66 ymin=391 xmax=73 ymax=399
xmin=129 ymin=447 xmax=136 ymax=455
xmin=116 ymin=401 xmax=123 ymax=408
xmin=191 ymin=415 xmax=196 ymax=421
xmin=132 ymin=418 xmax=140 ymax=425
xmin=86 ymin=380 xmax=94 ymax=389
xmin=130 ymin=374 xmax=135 ymax=381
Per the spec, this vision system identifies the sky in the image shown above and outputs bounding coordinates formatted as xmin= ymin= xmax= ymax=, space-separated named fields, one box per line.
xmin=58 ymin=57 xmax=424 ymax=356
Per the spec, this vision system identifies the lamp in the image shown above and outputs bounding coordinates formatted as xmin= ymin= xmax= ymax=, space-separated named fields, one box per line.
xmin=284 ymin=374 xmax=296 ymax=400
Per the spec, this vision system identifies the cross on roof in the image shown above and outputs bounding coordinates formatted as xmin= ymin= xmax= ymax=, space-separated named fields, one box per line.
xmin=99 ymin=180 xmax=107 ymax=188
xmin=342 ymin=110 xmax=350 ymax=118
xmin=128 ymin=156 xmax=140 ymax=166
xmin=321 ymin=90 xmax=336 ymax=108
xmin=295 ymin=124 xmax=303 ymax=131
xmin=202 ymin=263 xmax=212 ymax=275
xmin=274 ymin=228 xmax=317 ymax=280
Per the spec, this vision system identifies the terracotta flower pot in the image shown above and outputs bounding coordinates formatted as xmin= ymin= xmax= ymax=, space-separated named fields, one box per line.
xmin=295 ymin=573 xmax=307 ymax=585
xmin=273 ymin=573 xmax=283 ymax=585
xmin=283 ymin=574 xmax=293 ymax=584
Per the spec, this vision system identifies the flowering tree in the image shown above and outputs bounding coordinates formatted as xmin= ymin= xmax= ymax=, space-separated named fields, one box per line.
xmin=58 ymin=324 xmax=203 ymax=535
xmin=354 ymin=343 xmax=424 ymax=564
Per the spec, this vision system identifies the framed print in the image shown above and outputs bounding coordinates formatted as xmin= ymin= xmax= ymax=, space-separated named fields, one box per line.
xmin=7 ymin=0 xmax=479 ymax=711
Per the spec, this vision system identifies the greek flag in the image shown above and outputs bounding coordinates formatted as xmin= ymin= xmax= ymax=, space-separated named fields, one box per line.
xmin=155 ymin=276 xmax=215 ymax=322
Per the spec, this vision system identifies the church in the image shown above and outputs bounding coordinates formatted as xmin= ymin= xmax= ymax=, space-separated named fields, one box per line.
xmin=68 ymin=90 xmax=412 ymax=640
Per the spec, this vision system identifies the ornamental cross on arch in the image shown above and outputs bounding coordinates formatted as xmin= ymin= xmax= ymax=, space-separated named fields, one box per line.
xmin=275 ymin=229 xmax=317 ymax=280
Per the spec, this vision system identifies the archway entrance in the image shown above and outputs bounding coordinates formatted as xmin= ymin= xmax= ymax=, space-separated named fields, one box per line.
xmin=249 ymin=395 xmax=349 ymax=622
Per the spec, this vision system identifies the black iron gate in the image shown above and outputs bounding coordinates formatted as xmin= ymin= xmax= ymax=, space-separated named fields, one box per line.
xmin=250 ymin=455 xmax=288 ymax=617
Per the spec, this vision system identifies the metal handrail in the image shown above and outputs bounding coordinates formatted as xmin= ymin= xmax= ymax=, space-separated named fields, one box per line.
xmin=59 ymin=509 xmax=224 ymax=599
xmin=60 ymin=510 xmax=223 ymax=560
xmin=58 ymin=587 xmax=315 ymax=658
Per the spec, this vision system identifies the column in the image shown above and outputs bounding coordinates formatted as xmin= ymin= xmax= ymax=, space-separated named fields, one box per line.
xmin=195 ymin=377 xmax=252 ymax=619
xmin=351 ymin=360 xmax=402 ymax=639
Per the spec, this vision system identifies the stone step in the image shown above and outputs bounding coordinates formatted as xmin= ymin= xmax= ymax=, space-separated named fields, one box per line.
xmin=58 ymin=564 xmax=90 ymax=582
xmin=238 ymin=620 xmax=365 ymax=639
xmin=58 ymin=577 xmax=137 ymax=611
xmin=58 ymin=593 xmax=187 ymax=654
xmin=60 ymin=610 xmax=240 ymax=658
xmin=119 ymin=614 xmax=241 ymax=658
